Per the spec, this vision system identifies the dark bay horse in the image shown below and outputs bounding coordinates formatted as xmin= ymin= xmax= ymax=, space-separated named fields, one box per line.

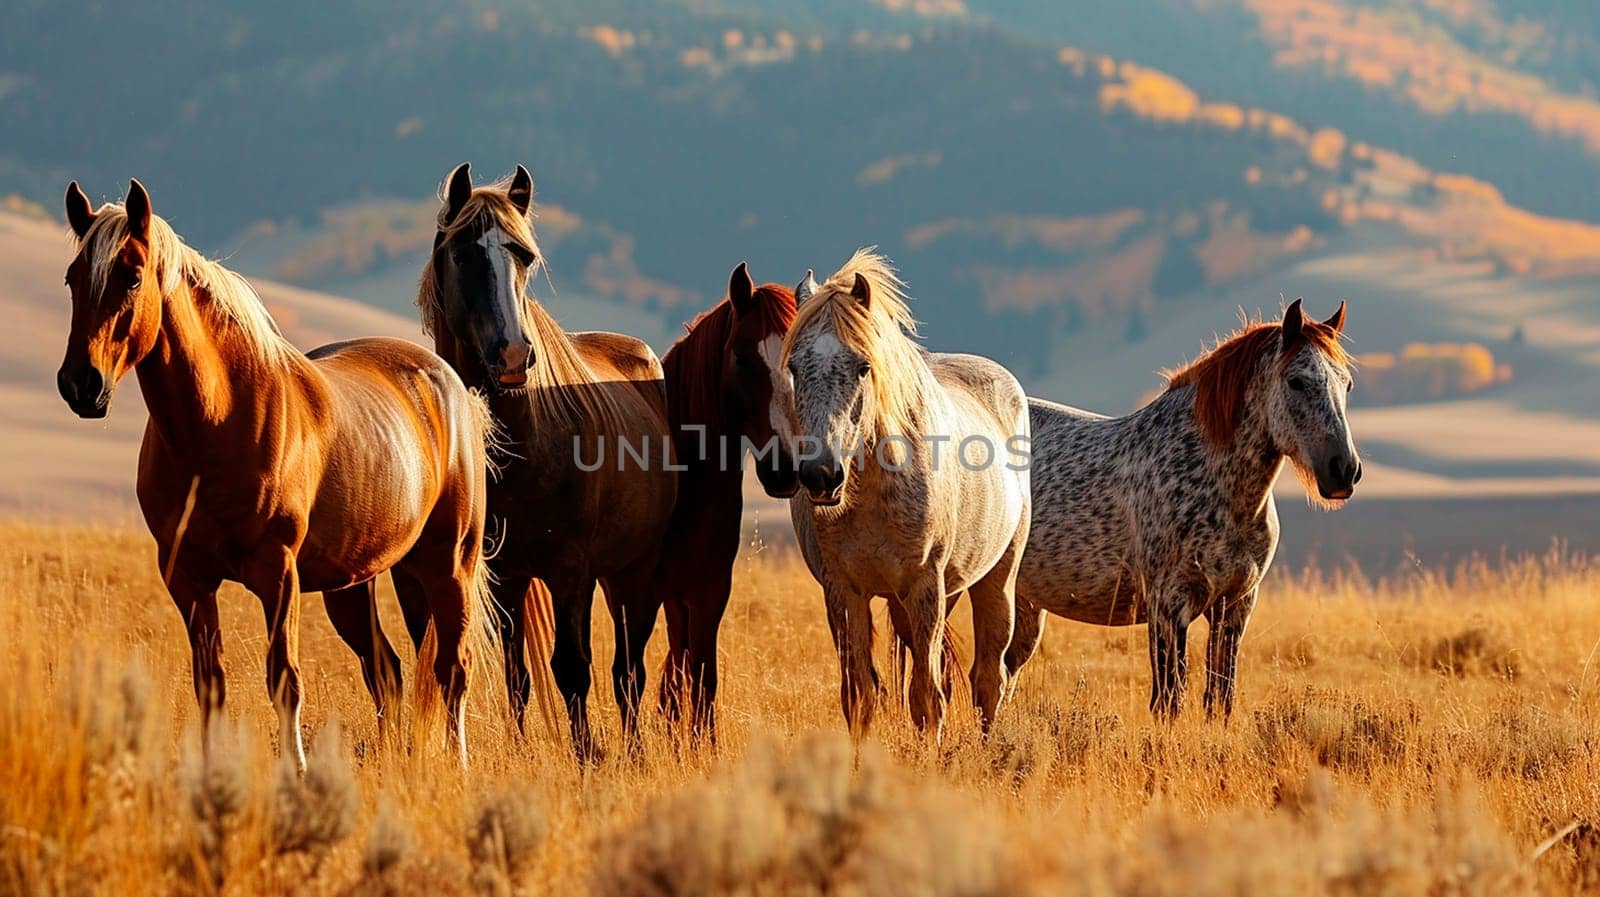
xmin=417 ymin=163 xmax=676 ymax=759
xmin=1005 ymin=301 xmax=1360 ymax=717
xmin=656 ymin=262 xmax=798 ymax=738
xmin=58 ymin=180 xmax=497 ymax=768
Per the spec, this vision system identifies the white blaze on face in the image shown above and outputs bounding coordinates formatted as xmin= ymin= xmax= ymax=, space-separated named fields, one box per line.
xmin=756 ymin=333 xmax=796 ymax=440
xmin=476 ymin=226 xmax=521 ymax=332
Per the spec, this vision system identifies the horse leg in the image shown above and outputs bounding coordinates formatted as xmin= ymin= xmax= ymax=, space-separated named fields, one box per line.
xmin=549 ymin=576 xmax=600 ymax=763
xmin=1146 ymin=587 xmax=1194 ymax=719
xmin=684 ymin=575 xmax=734 ymax=742
xmin=1203 ymin=587 xmax=1258 ymax=719
xmin=324 ymin=579 xmax=403 ymax=738
xmin=1003 ymin=594 xmax=1047 ymax=695
xmin=397 ymin=527 xmax=484 ymax=767
xmin=390 ymin=565 xmax=433 ymax=656
xmin=600 ymin=562 xmax=662 ymax=755
xmin=165 ymin=561 xmax=226 ymax=733
xmin=484 ymin=572 xmax=534 ymax=731
xmin=968 ymin=537 xmax=1023 ymax=732
xmin=902 ymin=583 xmax=949 ymax=738
xmin=658 ymin=598 xmax=691 ymax=727
xmin=825 ymin=584 xmax=877 ymax=737
xmin=242 ymin=544 xmax=307 ymax=772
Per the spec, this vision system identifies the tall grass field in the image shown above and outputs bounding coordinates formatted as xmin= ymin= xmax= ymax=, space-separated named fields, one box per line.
xmin=3 ymin=521 xmax=1599 ymax=895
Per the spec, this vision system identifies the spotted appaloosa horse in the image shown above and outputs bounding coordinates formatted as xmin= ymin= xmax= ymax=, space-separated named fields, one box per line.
xmin=1004 ymin=300 xmax=1360 ymax=717
xmin=58 ymin=180 xmax=498 ymax=769
xmin=783 ymin=249 xmax=1031 ymax=737
xmin=656 ymin=263 xmax=798 ymax=739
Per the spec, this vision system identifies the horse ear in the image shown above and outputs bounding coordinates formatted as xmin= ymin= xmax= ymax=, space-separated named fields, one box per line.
xmin=1281 ymin=297 xmax=1305 ymax=338
xmin=125 ymin=179 xmax=152 ymax=241
xmin=851 ymin=272 xmax=872 ymax=308
xmin=444 ymin=162 xmax=473 ymax=224
xmin=508 ymin=164 xmax=534 ymax=216
xmin=795 ymin=269 xmax=817 ymax=303
xmin=1323 ymin=299 xmax=1347 ymax=333
xmin=729 ymin=261 xmax=755 ymax=315
xmin=65 ymin=181 xmax=96 ymax=239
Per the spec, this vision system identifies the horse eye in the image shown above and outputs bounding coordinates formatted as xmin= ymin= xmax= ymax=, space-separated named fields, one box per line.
xmin=1288 ymin=375 xmax=1307 ymax=392
xmin=507 ymin=244 xmax=536 ymax=267
xmin=856 ymin=361 xmax=871 ymax=379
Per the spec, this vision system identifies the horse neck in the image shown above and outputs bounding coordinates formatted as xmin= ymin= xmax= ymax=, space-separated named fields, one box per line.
xmin=1185 ymin=362 xmax=1286 ymax=518
xmin=135 ymin=280 xmax=291 ymax=448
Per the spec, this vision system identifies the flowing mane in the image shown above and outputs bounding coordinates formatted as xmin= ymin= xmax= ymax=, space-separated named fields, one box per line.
xmin=662 ymin=284 xmax=796 ymax=432
xmin=781 ymin=248 xmax=927 ymax=441
xmin=416 ymin=177 xmax=621 ymax=432
xmin=1164 ymin=313 xmax=1350 ymax=446
xmin=78 ymin=203 xmax=289 ymax=363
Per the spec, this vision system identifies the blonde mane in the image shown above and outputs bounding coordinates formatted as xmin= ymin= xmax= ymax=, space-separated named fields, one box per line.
xmin=417 ymin=177 xmax=625 ymax=434
xmin=781 ymin=247 xmax=928 ymax=441
xmin=79 ymin=204 xmax=289 ymax=362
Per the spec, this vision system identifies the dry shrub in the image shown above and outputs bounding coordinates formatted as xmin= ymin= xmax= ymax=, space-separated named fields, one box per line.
xmin=1093 ymin=777 xmax=1529 ymax=897
xmin=1253 ymin=689 xmax=1411 ymax=771
xmin=343 ymin=796 xmax=471 ymax=897
xmin=468 ymin=786 xmax=548 ymax=897
xmin=181 ymin=721 xmax=251 ymax=891
xmin=592 ymin=732 xmax=1030 ymax=897
xmin=1472 ymin=701 xmax=1581 ymax=781
xmin=273 ymin=722 xmax=359 ymax=858
xmin=1404 ymin=626 xmax=1521 ymax=679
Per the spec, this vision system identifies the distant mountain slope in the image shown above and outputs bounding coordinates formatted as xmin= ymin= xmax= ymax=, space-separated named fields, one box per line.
xmin=0 ymin=211 xmax=422 ymax=517
xmin=6 ymin=1 xmax=1600 ymax=380
xmin=955 ymin=0 xmax=1600 ymax=225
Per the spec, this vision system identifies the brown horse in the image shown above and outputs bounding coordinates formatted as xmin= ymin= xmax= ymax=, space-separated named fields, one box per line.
xmin=656 ymin=263 xmax=798 ymax=738
xmin=417 ymin=163 xmax=676 ymax=759
xmin=57 ymin=180 xmax=497 ymax=768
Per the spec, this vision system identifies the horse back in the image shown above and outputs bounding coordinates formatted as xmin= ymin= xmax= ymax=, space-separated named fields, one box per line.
xmin=926 ymin=352 xmax=1029 ymax=436
xmin=296 ymin=337 xmax=487 ymax=586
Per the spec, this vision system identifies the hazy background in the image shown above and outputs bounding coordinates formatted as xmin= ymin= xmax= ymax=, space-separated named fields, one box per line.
xmin=4 ymin=0 xmax=1599 ymax=570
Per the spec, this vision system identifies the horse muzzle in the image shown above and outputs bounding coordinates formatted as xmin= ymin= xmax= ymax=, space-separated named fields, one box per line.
xmin=486 ymin=339 xmax=534 ymax=391
xmin=755 ymin=446 xmax=801 ymax=499
xmin=58 ymin=365 xmax=110 ymax=419
xmin=1315 ymin=452 xmax=1362 ymax=501
xmin=798 ymin=457 xmax=845 ymax=507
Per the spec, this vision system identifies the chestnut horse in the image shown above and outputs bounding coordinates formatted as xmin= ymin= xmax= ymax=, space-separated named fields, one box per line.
xmin=656 ymin=263 xmax=798 ymax=738
xmin=58 ymin=180 xmax=497 ymax=769
xmin=418 ymin=163 xmax=676 ymax=759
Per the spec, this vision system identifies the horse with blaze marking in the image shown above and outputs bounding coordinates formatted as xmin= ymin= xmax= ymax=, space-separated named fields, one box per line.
xmin=417 ymin=163 xmax=676 ymax=760
xmin=56 ymin=180 xmax=497 ymax=768
xmin=783 ymin=250 xmax=1030 ymax=737
xmin=656 ymin=262 xmax=798 ymax=738
xmin=1004 ymin=300 xmax=1361 ymax=717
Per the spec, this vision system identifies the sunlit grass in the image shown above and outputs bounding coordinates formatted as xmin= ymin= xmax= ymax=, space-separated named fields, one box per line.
xmin=2 ymin=522 xmax=1598 ymax=894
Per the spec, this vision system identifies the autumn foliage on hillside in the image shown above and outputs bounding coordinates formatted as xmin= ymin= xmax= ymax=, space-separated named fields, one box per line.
xmin=1356 ymin=341 xmax=1512 ymax=404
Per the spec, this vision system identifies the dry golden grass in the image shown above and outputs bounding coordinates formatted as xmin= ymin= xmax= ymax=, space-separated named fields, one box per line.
xmin=3 ymin=521 xmax=1600 ymax=895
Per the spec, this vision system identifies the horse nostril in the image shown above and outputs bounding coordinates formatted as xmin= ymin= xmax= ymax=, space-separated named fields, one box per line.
xmin=1353 ymin=461 xmax=1363 ymax=484
xmin=500 ymin=341 xmax=531 ymax=372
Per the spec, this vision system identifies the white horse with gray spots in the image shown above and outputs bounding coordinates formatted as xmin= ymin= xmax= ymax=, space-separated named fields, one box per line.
xmin=1004 ymin=300 xmax=1360 ymax=717
xmin=780 ymin=249 xmax=1031 ymax=737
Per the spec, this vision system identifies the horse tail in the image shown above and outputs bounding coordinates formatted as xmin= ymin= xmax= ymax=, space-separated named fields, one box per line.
xmin=884 ymin=600 xmax=970 ymax=710
xmin=458 ymin=389 xmax=507 ymax=730
xmin=522 ymin=579 xmax=563 ymax=739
